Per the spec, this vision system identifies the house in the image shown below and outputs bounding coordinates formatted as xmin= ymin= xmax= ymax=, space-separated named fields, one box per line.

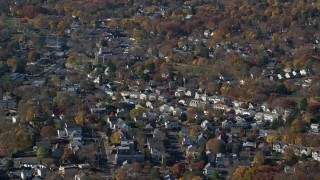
xmin=51 ymin=144 xmax=63 ymax=159
xmin=33 ymin=165 xmax=47 ymax=178
xmin=148 ymin=93 xmax=157 ymax=101
xmin=235 ymin=117 xmax=248 ymax=127
xmin=222 ymin=120 xmax=233 ymax=129
xmin=215 ymin=153 xmax=227 ymax=167
xmin=311 ymin=124 xmax=319 ymax=133
xmin=75 ymin=171 xmax=89 ymax=180
xmin=182 ymin=136 xmax=196 ymax=146
xmin=153 ymin=128 xmax=166 ymax=140
xmin=107 ymin=117 xmax=129 ymax=131
xmin=198 ymin=133 xmax=207 ymax=147
xmin=201 ymin=120 xmax=213 ymax=129
xmin=21 ymin=170 xmax=33 ymax=180
xmin=203 ymin=163 xmax=215 ymax=175
xmin=213 ymin=103 xmax=229 ymax=111
xmin=59 ymin=165 xmax=78 ymax=175
xmin=172 ymin=107 xmax=182 ymax=116
xmin=263 ymin=112 xmax=279 ymax=122
xmin=273 ymin=141 xmax=289 ymax=153
xmin=165 ymin=121 xmax=180 ymax=130
xmin=147 ymin=138 xmax=166 ymax=161
xmin=186 ymin=145 xmax=199 ymax=158
xmin=208 ymin=95 xmax=226 ymax=104
xmin=206 ymin=151 xmax=216 ymax=164
xmin=189 ymin=100 xmax=206 ymax=107
xmin=312 ymin=149 xmax=320 ymax=161
xmin=242 ymin=141 xmax=256 ymax=151
xmin=159 ymin=104 xmax=170 ymax=113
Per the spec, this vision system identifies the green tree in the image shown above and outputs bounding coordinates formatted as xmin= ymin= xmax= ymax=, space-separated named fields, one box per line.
xmin=130 ymin=107 xmax=147 ymax=119
xmin=179 ymin=112 xmax=187 ymax=122
xmin=299 ymin=98 xmax=308 ymax=111
xmin=151 ymin=168 xmax=161 ymax=180
xmin=5 ymin=159 xmax=13 ymax=170
xmin=37 ymin=146 xmax=49 ymax=158
xmin=176 ymin=72 xmax=184 ymax=86
xmin=107 ymin=60 xmax=116 ymax=72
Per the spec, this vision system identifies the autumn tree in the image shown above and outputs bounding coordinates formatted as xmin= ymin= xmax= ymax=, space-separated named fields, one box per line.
xmin=110 ymin=131 xmax=121 ymax=145
xmin=28 ymin=50 xmax=40 ymax=62
xmin=284 ymin=148 xmax=298 ymax=166
xmin=75 ymin=110 xmax=85 ymax=126
xmin=253 ymin=151 xmax=265 ymax=166
xmin=40 ymin=126 xmax=57 ymax=140
xmin=61 ymin=148 xmax=77 ymax=164
xmin=171 ymin=162 xmax=185 ymax=177
xmin=206 ymin=138 xmax=226 ymax=154
xmin=291 ymin=119 xmax=306 ymax=133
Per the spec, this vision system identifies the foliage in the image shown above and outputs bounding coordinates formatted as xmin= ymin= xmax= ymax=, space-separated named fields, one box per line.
xmin=130 ymin=107 xmax=147 ymax=119
xmin=206 ymin=138 xmax=226 ymax=154
xmin=253 ymin=151 xmax=265 ymax=166
xmin=179 ymin=112 xmax=187 ymax=122
xmin=171 ymin=162 xmax=185 ymax=177
xmin=37 ymin=146 xmax=49 ymax=158
xmin=151 ymin=168 xmax=161 ymax=180
xmin=5 ymin=159 xmax=14 ymax=170
xmin=110 ymin=131 xmax=121 ymax=145
xmin=232 ymin=165 xmax=280 ymax=180
xmin=75 ymin=110 xmax=85 ymax=126
xmin=40 ymin=126 xmax=57 ymax=140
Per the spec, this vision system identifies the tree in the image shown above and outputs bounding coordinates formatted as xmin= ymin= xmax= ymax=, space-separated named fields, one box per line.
xmin=116 ymin=168 xmax=127 ymax=180
xmin=28 ymin=50 xmax=40 ymax=62
xmin=107 ymin=60 xmax=116 ymax=72
xmin=61 ymin=148 xmax=77 ymax=163
xmin=110 ymin=131 xmax=121 ymax=145
xmin=253 ymin=151 xmax=265 ymax=166
xmin=37 ymin=146 xmax=49 ymax=158
xmin=299 ymin=98 xmax=308 ymax=111
xmin=291 ymin=119 xmax=306 ymax=133
xmin=171 ymin=163 xmax=185 ymax=177
xmin=130 ymin=107 xmax=147 ymax=119
xmin=40 ymin=126 xmax=57 ymax=140
xmin=176 ymin=72 xmax=184 ymax=86
xmin=284 ymin=148 xmax=298 ymax=166
xmin=179 ymin=112 xmax=187 ymax=122
xmin=5 ymin=159 xmax=13 ymax=170
xmin=151 ymin=168 xmax=161 ymax=180
xmin=7 ymin=58 xmax=25 ymax=73
xmin=75 ymin=111 xmax=85 ymax=126
xmin=206 ymin=138 xmax=226 ymax=154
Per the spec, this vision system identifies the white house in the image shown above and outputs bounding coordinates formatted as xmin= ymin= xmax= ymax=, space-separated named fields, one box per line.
xmin=159 ymin=104 xmax=170 ymax=113
xmin=312 ymin=149 xmax=320 ymax=162
xmin=201 ymin=120 xmax=213 ymax=129
xmin=203 ymin=163 xmax=215 ymax=175
xmin=140 ymin=93 xmax=147 ymax=100
xmin=264 ymin=112 xmax=279 ymax=122
xmin=273 ymin=142 xmax=289 ymax=153
xmin=311 ymin=124 xmax=319 ymax=133
xmin=222 ymin=120 xmax=233 ymax=129
xmin=235 ymin=117 xmax=248 ymax=127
